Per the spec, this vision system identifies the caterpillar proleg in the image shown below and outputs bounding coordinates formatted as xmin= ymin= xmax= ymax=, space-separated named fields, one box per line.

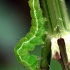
xmin=14 ymin=0 xmax=46 ymax=70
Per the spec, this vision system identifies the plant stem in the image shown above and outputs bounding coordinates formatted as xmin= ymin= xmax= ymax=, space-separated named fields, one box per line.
xmin=58 ymin=0 xmax=70 ymax=30
xmin=39 ymin=0 xmax=53 ymax=34
xmin=40 ymin=0 xmax=70 ymax=34
xmin=42 ymin=0 xmax=65 ymax=34
xmin=40 ymin=0 xmax=70 ymax=70
xmin=40 ymin=36 xmax=51 ymax=70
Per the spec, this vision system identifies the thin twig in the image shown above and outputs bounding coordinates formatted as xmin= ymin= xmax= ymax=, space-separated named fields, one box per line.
xmin=57 ymin=38 xmax=69 ymax=70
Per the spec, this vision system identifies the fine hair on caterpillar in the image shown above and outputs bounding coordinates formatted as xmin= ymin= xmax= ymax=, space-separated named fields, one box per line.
xmin=14 ymin=0 xmax=46 ymax=70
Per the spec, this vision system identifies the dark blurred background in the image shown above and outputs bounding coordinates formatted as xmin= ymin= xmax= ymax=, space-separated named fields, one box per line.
xmin=0 ymin=0 xmax=69 ymax=70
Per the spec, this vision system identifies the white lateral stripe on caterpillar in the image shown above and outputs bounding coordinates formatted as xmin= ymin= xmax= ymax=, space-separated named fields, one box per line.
xmin=17 ymin=0 xmax=38 ymax=59
xmin=16 ymin=0 xmax=39 ymax=70
xmin=14 ymin=0 xmax=46 ymax=70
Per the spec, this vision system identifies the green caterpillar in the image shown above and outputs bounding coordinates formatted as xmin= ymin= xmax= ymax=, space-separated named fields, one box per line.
xmin=14 ymin=0 xmax=46 ymax=70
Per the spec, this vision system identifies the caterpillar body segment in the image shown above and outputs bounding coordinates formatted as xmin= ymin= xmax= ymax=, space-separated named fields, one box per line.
xmin=14 ymin=0 xmax=46 ymax=70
